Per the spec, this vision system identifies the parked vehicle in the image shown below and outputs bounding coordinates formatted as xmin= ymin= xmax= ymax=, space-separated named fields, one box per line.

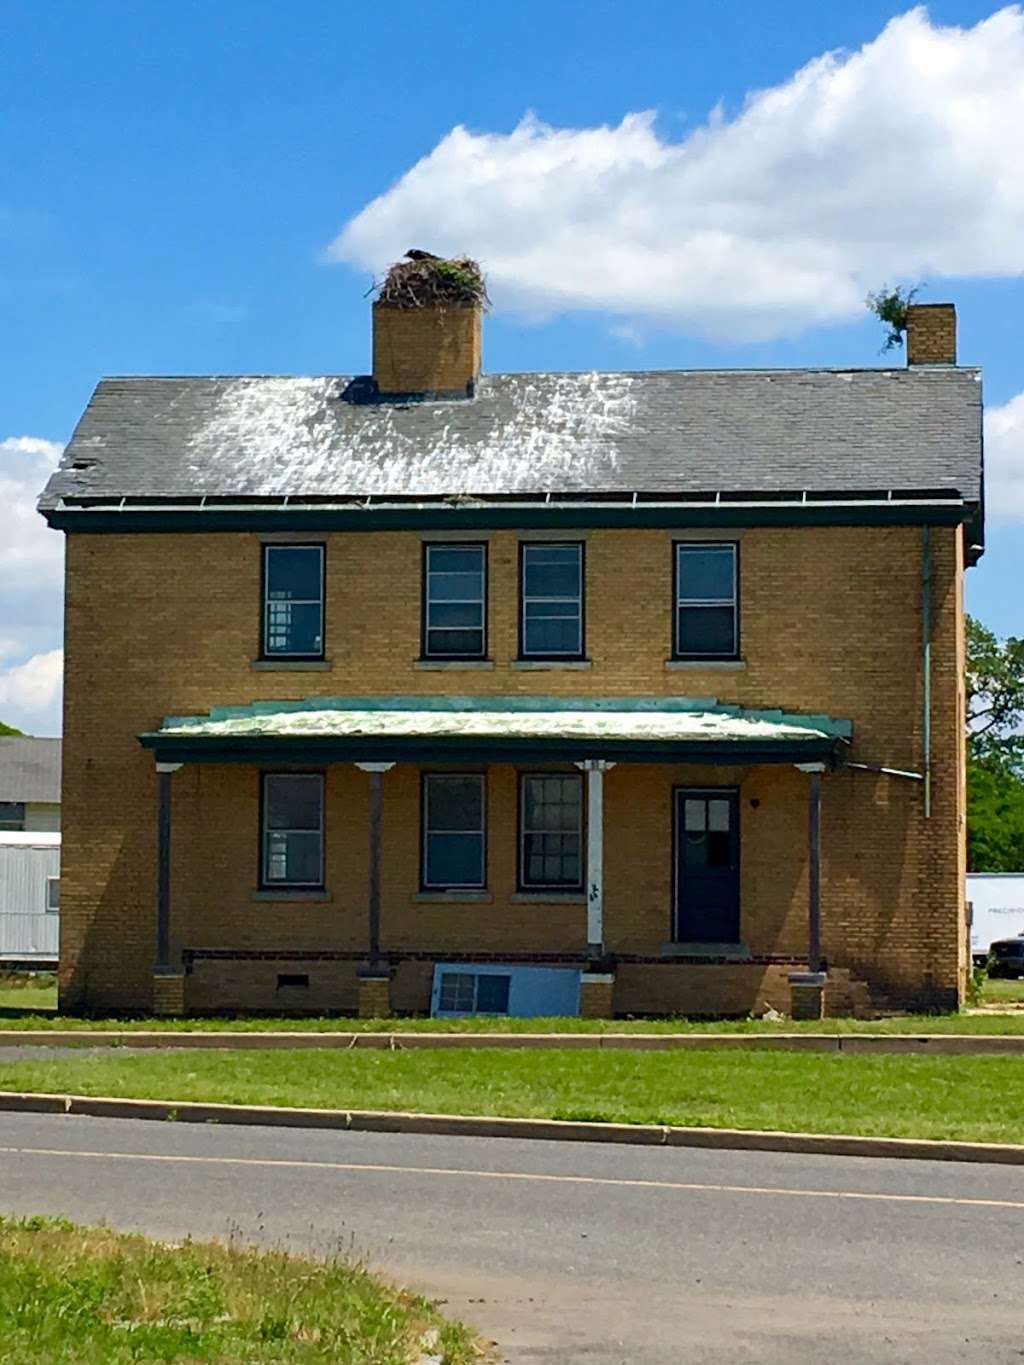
xmin=989 ymin=936 xmax=1024 ymax=979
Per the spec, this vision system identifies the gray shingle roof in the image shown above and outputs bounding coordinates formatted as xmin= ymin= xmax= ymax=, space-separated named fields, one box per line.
xmin=0 ymin=738 xmax=61 ymax=804
xmin=39 ymin=367 xmax=982 ymax=509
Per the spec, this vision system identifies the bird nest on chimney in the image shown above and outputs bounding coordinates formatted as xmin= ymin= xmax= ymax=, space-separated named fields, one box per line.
xmin=375 ymin=251 xmax=489 ymax=308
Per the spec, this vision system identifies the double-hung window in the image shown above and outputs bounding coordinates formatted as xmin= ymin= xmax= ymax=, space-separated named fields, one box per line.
xmin=423 ymin=544 xmax=487 ymax=659
xmin=422 ymin=774 xmax=486 ymax=889
xmin=261 ymin=773 xmax=324 ymax=889
xmin=520 ymin=542 xmax=584 ymax=658
xmin=519 ymin=773 xmax=583 ymax=891
xmin=262 ymin=544 xmax=325 ymax=659
xmin=674 ymin=542 xmax=739 ymax=659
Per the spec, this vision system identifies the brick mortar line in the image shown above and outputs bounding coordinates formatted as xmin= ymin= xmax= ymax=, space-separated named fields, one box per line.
xmin=1 ymin=1030 xmax=1024 ymax=1055
xmin=0 ymin=1089 xmax=1021 ymax=1166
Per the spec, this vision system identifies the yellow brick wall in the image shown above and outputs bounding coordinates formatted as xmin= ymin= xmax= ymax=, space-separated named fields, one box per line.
xmin=372 ymin=302 xmax=481 ymax=394
xmin=58 ymin=524 xmax=966 ymax=1014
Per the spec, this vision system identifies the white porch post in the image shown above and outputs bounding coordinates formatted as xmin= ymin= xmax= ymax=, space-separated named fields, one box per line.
xmin=575 ymin=760 xmax=615 ymax=957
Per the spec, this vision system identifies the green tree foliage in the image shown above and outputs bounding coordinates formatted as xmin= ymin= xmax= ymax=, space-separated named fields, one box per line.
xmin=967 ymin=616 xmax=1024 ymax=872
xmin=0 ymin=722 xmax=23 ymax=737
xmin=865 ymin=284 xmax=920 ymax=351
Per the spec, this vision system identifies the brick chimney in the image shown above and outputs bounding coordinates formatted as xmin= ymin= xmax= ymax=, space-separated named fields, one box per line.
xmin=372 ymin=300 xmax=482 ymax=397
xmin=905 ymin=303 xmax=957 ymax=366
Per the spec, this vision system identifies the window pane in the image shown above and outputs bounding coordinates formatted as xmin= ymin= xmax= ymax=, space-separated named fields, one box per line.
xmin=521 ymin=775 xmax=582 ymax=888
xmin=708 ymin=799 xmax=731 ymax=832
xmin=524 ymin=616 xmax=580 ymax=655
xmin=684 ymin=799 xmax=706 ymax=832
xmin=476 ymin=974 xmax=511 ymax=1013
xmin=677 ymin=546 xmax=735 ymax=602
xmin=265 ymin=774 xmax=322 ymax=831
xmin=0 ymin=801 xmax=25 ymax=830
xmin=677 ymin=605 xmax=736 ymax=655
xmin=265 ymin=829 xmax=322 ymax=885
xmin=439 ymin=972 xmax=476 ymax=1012
xmin=46 ymin=877 xmax=60 ymax=911
xmin=428 ymin=602 xmax=484 ymax=629
xmin=523 ymin=544 xmax=581 ymax=598
xmin=426 ymin=832 xmax=484 ymax=887
xmin=428 ymin=571 xmax=482 ymax=602
xmin=426 ymin=776 xmax=483 ymax=831
xmin=426 ymin=628 xmax=484 ymax=656
xmin=429 ymin=546 xmax=483 ymax=575
xmin=266 ymin=546 xmax=323 ymax=601
xmin=266 ymin=601 xmax=322 ymax=656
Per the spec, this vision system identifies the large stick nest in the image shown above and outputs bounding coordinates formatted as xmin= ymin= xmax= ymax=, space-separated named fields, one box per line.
xmin=375 ymin=252 xmax=488 ymax=309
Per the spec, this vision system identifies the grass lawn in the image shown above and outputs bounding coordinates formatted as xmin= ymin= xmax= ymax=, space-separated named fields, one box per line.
xmin=1 ymin=1047 xmax=1022 ymax=1143
xmin=0 ymin=972 xmax=57 ymax=1014
xmin=0 ymin=1214 xmax=477 ymax=1364
xmin=981 ymin=976 xmax=1024 ymax=1004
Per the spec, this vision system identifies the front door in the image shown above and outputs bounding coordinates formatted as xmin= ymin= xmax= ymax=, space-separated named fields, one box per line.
xmin=673 ymin=789 xmax=740 ymax=944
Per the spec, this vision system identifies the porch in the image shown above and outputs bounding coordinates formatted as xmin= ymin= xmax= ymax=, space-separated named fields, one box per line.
xmin=139 ymin=696 xmax=854 ymax=1019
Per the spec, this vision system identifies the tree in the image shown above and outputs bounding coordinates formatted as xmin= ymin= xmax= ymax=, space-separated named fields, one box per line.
xmin=966 ymin=616 xmax=1024 ymax=872
xmin=0 ymin=722 xmax=23 ymax=737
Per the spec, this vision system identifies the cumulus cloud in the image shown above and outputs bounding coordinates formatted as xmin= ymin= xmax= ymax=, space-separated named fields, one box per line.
xmin=330 ymin=6 xmax=1024 ymax=339
xmin=0 ymin=436 xmax=64 ymax=734
xmin=985 ymin=392 xmax=1024 ymax=521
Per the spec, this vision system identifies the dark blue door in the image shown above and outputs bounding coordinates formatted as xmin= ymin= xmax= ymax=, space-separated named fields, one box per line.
xmin=674 ymin=789 xmax=740 ymax=943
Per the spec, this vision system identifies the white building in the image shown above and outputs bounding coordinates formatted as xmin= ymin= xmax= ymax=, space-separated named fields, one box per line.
xmin=0 ymin=737 xmax=61 ymax=832
xmin=0 ymin=831 xmax=60 ymax=964
xmin=967 ymin=873 xmax=1024 ymax=960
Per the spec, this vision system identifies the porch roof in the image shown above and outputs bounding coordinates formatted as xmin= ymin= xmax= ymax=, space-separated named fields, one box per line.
xmin=139 ymin=695 xmax=852 ymax=767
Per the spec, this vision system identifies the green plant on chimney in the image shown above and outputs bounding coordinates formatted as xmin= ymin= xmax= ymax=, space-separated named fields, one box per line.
xmin=865 ymin=284 xmax=920 ymax=351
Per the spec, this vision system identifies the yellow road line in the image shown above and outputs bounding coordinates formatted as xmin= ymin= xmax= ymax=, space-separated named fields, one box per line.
xmin=2 ymin=1145 xmax=1023 ymax=1211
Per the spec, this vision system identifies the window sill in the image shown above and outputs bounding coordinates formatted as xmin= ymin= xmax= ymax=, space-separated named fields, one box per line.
xmin=509 ymin=892 xmax=586 ymax=904
xmin=511 ymin=659 xmax=592 ymax=671
xmin=660 ymin=941 xmax=751 ymax=960
xmin=251 ymin=659 xmax=332 ymax=672
xmin=413 ymin=890 xmax=493 ymax=904
xmin=664 ymin=658 xmax=746 ymax=671
xmin=414 ymin=659 xmax=495 ymax=671
xmin=251 ymin=889 xmax=333 ymax=902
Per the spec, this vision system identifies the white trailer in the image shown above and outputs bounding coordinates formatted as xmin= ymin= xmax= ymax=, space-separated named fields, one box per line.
xmin=0 ymin=831 xmax=60 ymax=965
xmin=967 ymin=873 xmax=1024 ymax=963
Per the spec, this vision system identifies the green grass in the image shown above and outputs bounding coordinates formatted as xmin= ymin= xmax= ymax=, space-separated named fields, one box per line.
xmin=0 ymin=973 xmax=57 ymax=1014
xmin=0 ymin=1214 xmax=478 ymax=1364
xmin=1 ymin=1047 xmax=1022 ymax=1143
xmin=981 ymin=976 xmax=1024 ymax=1003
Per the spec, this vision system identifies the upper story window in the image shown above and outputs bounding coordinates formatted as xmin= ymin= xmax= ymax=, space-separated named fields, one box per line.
xmin=262 ymin=544 xmax=325 ymax=659
xmin=519 ymin=542 xmax=584 ymax=659
xmin=674 ymin=542 xmax=739 ymax=659
xmin=261 ymin=772 xmax=324 ymax=888
xmin=519 ymin=773 xmax=583 ymax=891
xmin=0 ymin=801 xmax=25 ymax=831
xmin=423 ymin=544 xmax=487 ymax=659
xmin=422 ymin=773 xmax=486 ymax=889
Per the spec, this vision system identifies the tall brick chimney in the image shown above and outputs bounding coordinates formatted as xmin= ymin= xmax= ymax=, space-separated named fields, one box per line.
xmin=905 ymin=303 xmax=957 ymax=366
xmin=373 ymin=300 xmax=482 ymax=397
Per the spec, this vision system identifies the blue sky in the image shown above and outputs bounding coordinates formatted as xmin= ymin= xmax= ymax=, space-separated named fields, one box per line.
xmin=2 ymin=0 xmax=1023 ymax=734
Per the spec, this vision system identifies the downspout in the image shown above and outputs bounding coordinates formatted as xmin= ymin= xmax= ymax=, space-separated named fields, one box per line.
xmin=922 ymin=526 xmax=932 ymax=818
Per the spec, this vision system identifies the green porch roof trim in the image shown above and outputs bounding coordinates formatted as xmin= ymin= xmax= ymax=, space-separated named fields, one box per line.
xmin=152 ymin=694 xmax=852 ymax=740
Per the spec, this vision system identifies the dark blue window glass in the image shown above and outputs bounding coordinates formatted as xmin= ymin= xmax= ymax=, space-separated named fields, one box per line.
xmin=263 ymin=545 xmax=324 ymax=658
xmin=423 ymin=774 xmax=485 ymax=888
xmin=675 ymin=544 xmax=738 ymax=658
xmin=521 ymin=543 xmax=583 ymax=657
xmin=424 ymin=544 xmax=486 ymax=657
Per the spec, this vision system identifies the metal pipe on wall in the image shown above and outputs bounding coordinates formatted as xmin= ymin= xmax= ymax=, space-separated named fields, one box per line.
xmin=922 ymin=526 xmax=932 ymax=818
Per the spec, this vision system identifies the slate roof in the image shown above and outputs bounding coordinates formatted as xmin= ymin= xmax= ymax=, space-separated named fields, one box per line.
xmin=0 ymin=738 xmax=61 ymax=804
xmin=39 ymin=367 xmax=983 ymax=509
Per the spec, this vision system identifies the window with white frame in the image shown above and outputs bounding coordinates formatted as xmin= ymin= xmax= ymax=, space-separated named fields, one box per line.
xmin=674 ymin=542 xmax=739 ymax=658
xmin=261 ymin=773 xmax=324 ymax=888
xmin=0 ymin=801 xmax=25 ymax=831
xmin=45 ymin=876 xmax=60 ymax=912
xmin=422 ymin=773 xmax=486 ymax=889
xmin=422 ymin=543 xmax=487 ymax=658
xmin=438 ymin=970 xmax=511 ymax=1014
xmin=262 ymin=544 xmax=325 ymax=658
xmin=520 ymin=542 xmax=584 ymax=658
xmin=519 ymin=773 xmax=583 ymax=890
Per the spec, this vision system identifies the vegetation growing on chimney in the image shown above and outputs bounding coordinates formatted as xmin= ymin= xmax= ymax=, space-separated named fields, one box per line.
xmin=865 ymin=284 xmax=920 ymax=351
xmin=375 ymin=251 xmax=488 ymax=309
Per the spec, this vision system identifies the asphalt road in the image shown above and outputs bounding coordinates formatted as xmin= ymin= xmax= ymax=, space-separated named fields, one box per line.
xmin=2 ymin=1112 xmax=1024 ymax=1363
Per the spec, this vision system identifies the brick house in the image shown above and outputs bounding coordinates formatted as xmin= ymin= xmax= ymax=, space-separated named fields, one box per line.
xmin=39 ymin=292 xmax=981 ymax=1018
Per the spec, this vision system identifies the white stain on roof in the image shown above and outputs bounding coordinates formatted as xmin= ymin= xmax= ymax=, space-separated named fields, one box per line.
xmin=159 ymin=707 xmax=828 ymax=743
xmin=186 ymin=373 xmax=637 ymax=497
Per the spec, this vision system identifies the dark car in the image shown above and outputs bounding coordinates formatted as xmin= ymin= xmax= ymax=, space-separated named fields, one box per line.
xmin=989 ymin=937 xmax=1024 ymax=978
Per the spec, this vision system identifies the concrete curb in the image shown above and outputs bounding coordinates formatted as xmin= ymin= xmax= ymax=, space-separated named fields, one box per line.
xmin=1 ymin=1029 xmax=1024 ymax=1055
xmin=0 ymin=1088 xmax=1022 ymax=1165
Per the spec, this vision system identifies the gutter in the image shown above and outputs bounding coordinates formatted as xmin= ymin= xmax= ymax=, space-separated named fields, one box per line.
xmin=922 ymin=526 xmax=932 ymax=817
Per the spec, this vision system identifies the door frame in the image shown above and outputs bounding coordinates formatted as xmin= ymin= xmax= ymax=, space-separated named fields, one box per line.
xmin=671 ymin=785 xmax=741 ymax=944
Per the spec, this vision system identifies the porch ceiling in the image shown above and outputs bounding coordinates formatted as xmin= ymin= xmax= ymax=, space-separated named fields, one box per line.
xmin=138 ymin=695 xmax=852 ymax=767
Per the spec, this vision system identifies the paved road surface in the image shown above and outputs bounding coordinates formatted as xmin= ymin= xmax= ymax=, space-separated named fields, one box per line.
xmin=2 ymin=1111 xmax=1023 ymax=1363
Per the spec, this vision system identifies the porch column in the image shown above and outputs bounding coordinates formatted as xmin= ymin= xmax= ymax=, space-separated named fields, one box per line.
xmin=790 ymin=762 xmax=826 ymax=1020
xmin=355 ymin=763 xmax=395 ymax=970
xmin=575 ymin=760 xmax=615 ymax=957
xmin=154 ymin=761 xmax=184 ymax=1016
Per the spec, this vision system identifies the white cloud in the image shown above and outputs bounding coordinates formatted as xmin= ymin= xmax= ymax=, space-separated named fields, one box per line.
xmin=0 ymin=436 xmax=64 ymax=734
xmin=985 ymin=392 xmax=1024 ymax=521
xmin=330 ymin=6 xmax=1024 ymax=340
